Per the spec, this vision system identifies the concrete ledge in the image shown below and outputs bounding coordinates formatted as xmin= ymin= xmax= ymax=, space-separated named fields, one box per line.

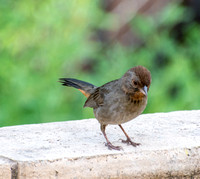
xmin=0 ymin=110 xmax=200 ymax=178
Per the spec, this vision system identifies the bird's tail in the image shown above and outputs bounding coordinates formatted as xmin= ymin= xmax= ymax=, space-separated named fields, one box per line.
xmin=59 ymin=78 xmax=96 ymax=97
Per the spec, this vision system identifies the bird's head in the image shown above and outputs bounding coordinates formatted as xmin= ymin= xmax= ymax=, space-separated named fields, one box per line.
xmin=122 ymin=66 xmax=151 ymax=100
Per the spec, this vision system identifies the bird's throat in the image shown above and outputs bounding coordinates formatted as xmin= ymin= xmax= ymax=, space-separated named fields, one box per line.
xmin=130 ymin=91 xmax=145 ymax=101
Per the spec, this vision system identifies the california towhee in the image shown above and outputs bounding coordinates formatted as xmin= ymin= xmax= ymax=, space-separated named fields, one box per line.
xmin=59 ymin=66 xmax=151 ymax=150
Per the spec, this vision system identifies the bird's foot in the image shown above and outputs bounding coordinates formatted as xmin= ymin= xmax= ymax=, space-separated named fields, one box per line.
xmin=121 ymin=138 xmax=140 ymax=147
xmin=105 ymin=142 xmax=123 ymax=150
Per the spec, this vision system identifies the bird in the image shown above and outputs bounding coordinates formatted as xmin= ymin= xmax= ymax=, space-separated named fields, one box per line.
xmin=59 ymin=65 xmax=151 ymax=150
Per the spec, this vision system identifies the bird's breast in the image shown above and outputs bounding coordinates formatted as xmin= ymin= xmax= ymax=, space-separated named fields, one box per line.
xmin=94 ymin=94 xmax=147 ymax=125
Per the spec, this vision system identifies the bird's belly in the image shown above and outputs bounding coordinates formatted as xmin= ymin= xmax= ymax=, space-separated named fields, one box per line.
xmin=94 ymin=98 xmax=147 ymax=125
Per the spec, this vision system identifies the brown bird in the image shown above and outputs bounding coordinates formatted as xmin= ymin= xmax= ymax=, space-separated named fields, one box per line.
xmin=59 ymin=66 xmax=151 ymax=150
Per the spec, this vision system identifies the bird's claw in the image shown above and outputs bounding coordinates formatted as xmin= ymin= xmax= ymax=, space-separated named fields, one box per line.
xmin=120 ymin=139 xmax=140 ymax=147
xmin=105 ymin=142 xmax=123 ymax=151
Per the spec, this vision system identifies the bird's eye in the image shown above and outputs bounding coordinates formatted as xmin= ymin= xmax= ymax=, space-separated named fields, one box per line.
xmin=133 ymin=80 xmax=138 ymax=86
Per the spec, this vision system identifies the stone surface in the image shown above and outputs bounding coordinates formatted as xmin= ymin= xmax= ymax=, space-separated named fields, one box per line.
xmin=0 ymin=110 xmax=200 ymax=178
xmin=0 ymin=157 xmax=16 ymax=179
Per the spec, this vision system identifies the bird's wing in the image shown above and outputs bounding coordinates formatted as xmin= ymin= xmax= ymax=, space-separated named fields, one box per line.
xmin=84 ymin=79 xmax=118 ymax=108
xmin=84 ymin=87 xmax=104 ymax=108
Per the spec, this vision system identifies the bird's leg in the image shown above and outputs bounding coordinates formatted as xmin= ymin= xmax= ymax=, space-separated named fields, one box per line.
xmin=100 ymin=124 xmax=122 ymax=150
xmin=118 ymin=124 xmax=140 ymax=147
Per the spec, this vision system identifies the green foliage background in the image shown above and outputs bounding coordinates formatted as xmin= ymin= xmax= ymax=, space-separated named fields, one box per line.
xmin=0 ymin=0 xmax=200 ymax=127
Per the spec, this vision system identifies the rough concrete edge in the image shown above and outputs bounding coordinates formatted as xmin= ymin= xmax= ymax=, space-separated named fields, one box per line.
xmin=15 ymin=146 xmax=200 ymax=179
xmin=0 ymin=156 xmax=18 ymax=179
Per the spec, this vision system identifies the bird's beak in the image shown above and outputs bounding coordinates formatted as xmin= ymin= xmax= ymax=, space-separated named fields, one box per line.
xmin=142 ymin=85 xmax=148 ymax=96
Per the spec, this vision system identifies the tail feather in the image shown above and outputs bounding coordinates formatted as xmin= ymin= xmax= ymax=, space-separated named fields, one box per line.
xmin=59 ymin=78 xmax=96 ymax=97
xmin=59 ymin=79 xmax=80 ymax=89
